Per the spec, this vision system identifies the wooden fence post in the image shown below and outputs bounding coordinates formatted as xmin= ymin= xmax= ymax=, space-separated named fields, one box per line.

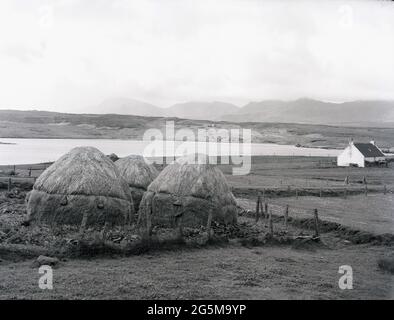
xmin=8 ymin=177 xmax=11 ymax=191
xmin=264 ymin=202 xmax=268 ymax=221
xmin=100 ymin=221 xmax=109 ymax=240
xmin=259 ymin=197 xmax=264 ymax=219
xmin=268 ymin=209 xmax=273 ymax=236
xmin=28 ymin=168 xmax=32 ymax=177
xmin=79 ymin=211 xmax=89 ymax=236
xmin=173 ymin=202 xmax=183 ymax=239
xmin=146 ymin=202 xmax=152 ymax=238
xmin=313 ymin=209 xmax=320 ymax=237
xmin=176 ymin=216 xmax=183 ymax=240
xmin=255 ymin=192 xmax=261 ymax=222
xmin=206 ymin=208 xmax=213 ymax=240
xmin=364 ymin=184 xmax=368 ymax=196
xmin=284 ymin=205 xmax=289 ymax=230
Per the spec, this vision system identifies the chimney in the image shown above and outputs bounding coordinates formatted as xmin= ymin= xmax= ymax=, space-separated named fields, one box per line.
xmin=370 ymin=140 xmax=375 ymax=146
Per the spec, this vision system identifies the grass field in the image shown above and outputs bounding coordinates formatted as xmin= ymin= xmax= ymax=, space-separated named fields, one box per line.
xmin=1 ymin=230 xmax=393 ymax=300
xmin=0 ymin=155 xmax=393 ymax=300
xmin=222 ymin=156 xmax=394 ymax=189
xmin=237 ymin=194 xmax=394 ymax=235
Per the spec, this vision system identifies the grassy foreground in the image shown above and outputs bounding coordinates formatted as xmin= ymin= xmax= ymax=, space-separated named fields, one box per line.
xmin=1 ymin=238 xmax=392 ymax=299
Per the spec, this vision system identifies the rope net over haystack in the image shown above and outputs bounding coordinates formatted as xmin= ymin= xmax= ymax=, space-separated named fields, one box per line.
xmin=115 ymin=155 xmax=159 ymax=212
xmin=138 ymin=155 xmax=238 ymax=230
xmin=26 ymin=146 xmax=134 ymax=227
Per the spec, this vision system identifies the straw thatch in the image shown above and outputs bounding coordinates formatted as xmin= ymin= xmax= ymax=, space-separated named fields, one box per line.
xmin=115 ymin=155 xmax=159 ymax=211
xmin=27 ymin=146 xmax=134 ymax=227
xmin=138 ymin=156 xmax=238 ymax=229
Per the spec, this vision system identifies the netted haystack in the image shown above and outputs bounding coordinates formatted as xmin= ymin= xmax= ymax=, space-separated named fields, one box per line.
xmin=115 ymin=155 xmax=159 ymax=212
xmin=27 ymin=146 xmax=134 ymax=227
xmin=138 ymin=156 xmax=238 ymax=229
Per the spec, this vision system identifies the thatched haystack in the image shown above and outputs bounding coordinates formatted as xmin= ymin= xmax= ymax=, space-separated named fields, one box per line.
xmin=27 ymin=146 xmax=134 ymax=227
xmin=138 ymin=156 xmax=238 ymax=229
xmin=115 ymin=155 xmax=159 ymax=211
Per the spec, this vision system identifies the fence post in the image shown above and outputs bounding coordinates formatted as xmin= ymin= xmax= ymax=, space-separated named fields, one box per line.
xmin=28 ymin=168 xmax=32 ymax=177
xmin=264 ymin=202 xmax=268 ymax=221
xmin=284 ymin=205 xmax=289 ymax=230
xmin=255 ymin=192 xmax=261 ymax=222
xmin=8 ymin=177 xmax=11 ymax=191
xmin=259 ymin=197 xmax=264 ymax=219
xmin=364 ymin=184 xmax=368 ymax=196
xmin=173 ymin=202 xmax=183 ymax=240
xmin=262 ymin=188 xmax=265 ymax=201
xmin=344 ymin=187 xmax=347 ymax=199
xmin=146 ymin=202 xmax=152 ymax=238
xmin=176 ymin=216 xmax=183 ymax=240
xmin=269 ymin=209 xmax=273 ymax=236
xmin=206 ymin=208 xmax=213 ymax=240
xmin=313 ymin=209 xmax=320 ymax=237
xmin=79 ymin=211 xmax=89 ymax=236
xmin=100 ymin=221 xmax=109 ymax=240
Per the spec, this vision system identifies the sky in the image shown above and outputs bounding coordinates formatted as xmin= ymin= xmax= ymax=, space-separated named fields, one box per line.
xmin=0 ymin=0 xmax=393 ymax=113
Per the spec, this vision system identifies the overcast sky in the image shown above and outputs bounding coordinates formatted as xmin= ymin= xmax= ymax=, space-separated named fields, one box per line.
xmin=0 ymin=0 xmax=393 ymax=112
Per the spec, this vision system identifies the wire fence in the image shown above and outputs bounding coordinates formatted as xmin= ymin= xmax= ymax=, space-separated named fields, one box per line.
xmin=248 ymin=189 xmax=394 ymax=236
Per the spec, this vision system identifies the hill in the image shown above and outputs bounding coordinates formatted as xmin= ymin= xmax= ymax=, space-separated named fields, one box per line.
xmin=221 ymin=98 xmax=394 ymax=125
xmin=1 ymin=110 xmax=394 ymax=149
xmin=166 ymin=101 xmax=239 ymax=120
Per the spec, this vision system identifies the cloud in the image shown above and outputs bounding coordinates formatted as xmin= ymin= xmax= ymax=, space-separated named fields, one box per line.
xmin=0 ymin=0 xmax=393 ymax=112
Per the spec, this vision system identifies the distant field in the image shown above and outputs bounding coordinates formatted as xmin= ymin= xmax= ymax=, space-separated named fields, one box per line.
xmin=1 ymin=110 xmax=394 ymax=148
xmin=1 ymin=156 xmax=394 ymax=193
xmin=222 ymin=156 xmax=394 ymax=189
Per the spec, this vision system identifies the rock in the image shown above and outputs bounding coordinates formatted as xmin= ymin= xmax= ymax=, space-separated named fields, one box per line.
xmin=21 ymin=219 xmax=30 ymax=227
xmin=31 ymin=255 xmax=59 ymax=268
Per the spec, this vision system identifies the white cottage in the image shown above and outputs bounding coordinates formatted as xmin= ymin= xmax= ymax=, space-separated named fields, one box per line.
xmin=337 ymin=140 xmax=386 ymax=167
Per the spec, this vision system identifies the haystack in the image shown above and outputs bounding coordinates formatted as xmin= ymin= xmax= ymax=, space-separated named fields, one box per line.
xmin=115 ymin=155 xmax=159 ymax=211
xmin=138 ymin=155 xmax=238 ymax=229
xmin=26 ymin=146 xmax=134 ymax=227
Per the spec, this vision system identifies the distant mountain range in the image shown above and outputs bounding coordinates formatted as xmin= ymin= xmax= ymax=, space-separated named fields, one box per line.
xmin=166 ymin=101 xmax=239 ymax=120
xmin=95 ymin=98 xmax=239 ymax=121
xmin=222 ymin=98 xmax=394 ymax=125
xmin=96 ymin=98 xmax=166 ymax=117
xmin=90 ymin=97 xmax=394 ymax=126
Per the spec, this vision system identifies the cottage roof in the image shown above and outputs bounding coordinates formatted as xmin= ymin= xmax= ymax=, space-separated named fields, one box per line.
xmin=354 ymin=143 xmax=384 ymax=157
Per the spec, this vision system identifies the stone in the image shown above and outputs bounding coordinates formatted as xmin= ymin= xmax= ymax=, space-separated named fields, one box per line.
xmin=32 ymin=255 xmax=59 ymax=268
